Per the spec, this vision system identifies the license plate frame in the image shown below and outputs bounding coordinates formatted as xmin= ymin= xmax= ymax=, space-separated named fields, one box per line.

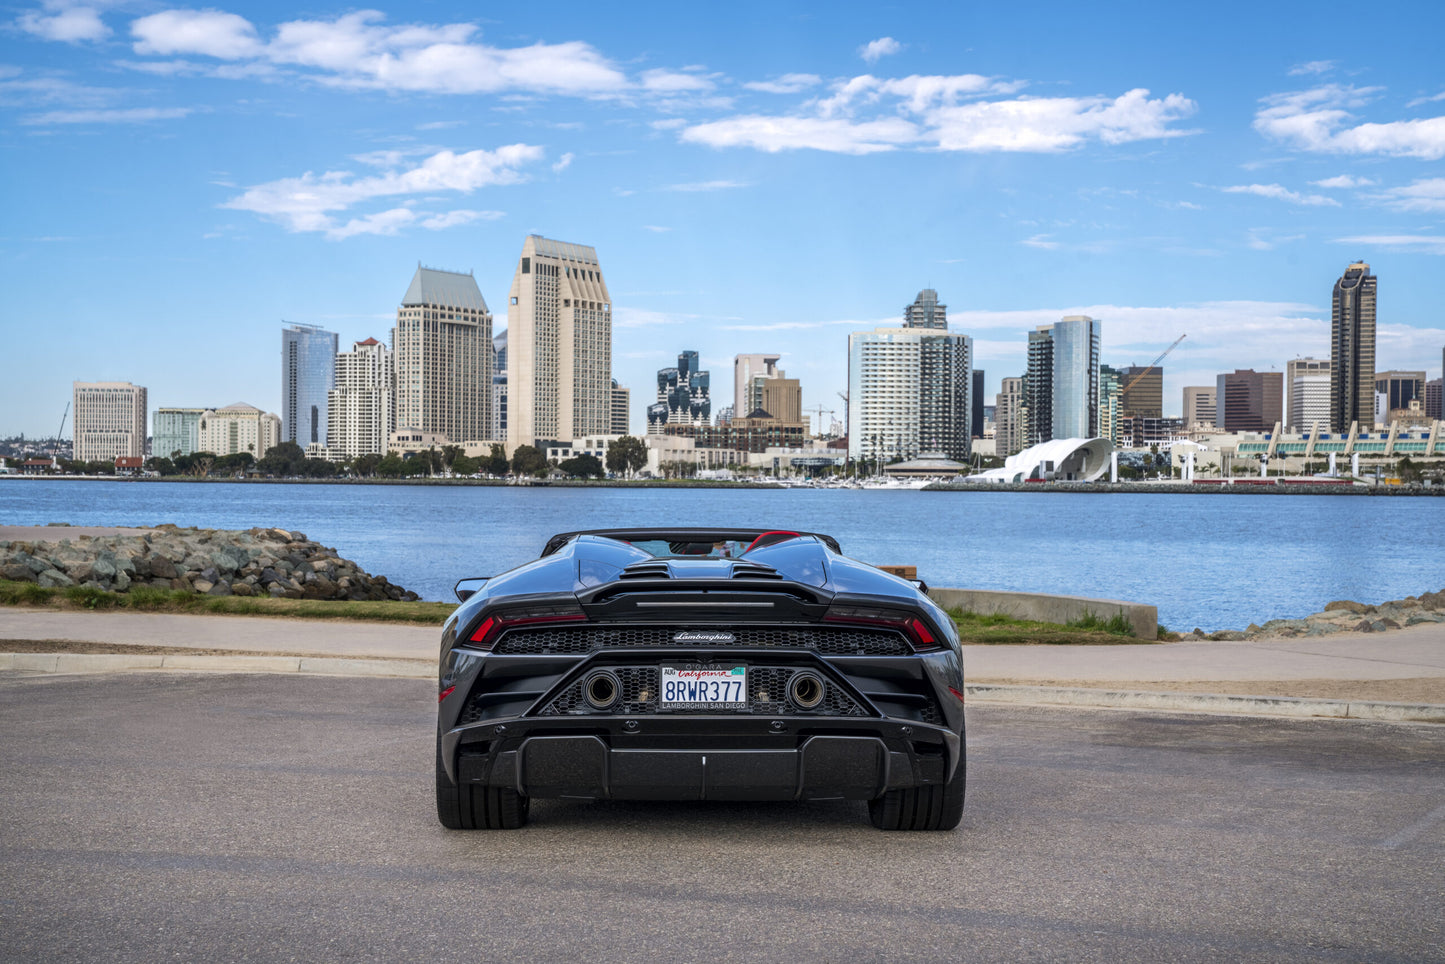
xmin=658 ymin=664 xmax=748 ymax=710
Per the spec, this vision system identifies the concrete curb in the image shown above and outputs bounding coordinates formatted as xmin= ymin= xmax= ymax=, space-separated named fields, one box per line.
xmin=3 ymin=653 xmax=1443 ymax=723
xmin=967 ymin=684 xmax=1445 ymax=724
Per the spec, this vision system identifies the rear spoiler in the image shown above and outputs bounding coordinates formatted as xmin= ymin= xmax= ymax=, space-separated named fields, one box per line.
xmin=577 ymin=578 xmax=833 ymax=621
xmin=542 ymin=528 xmax=843 ymax=557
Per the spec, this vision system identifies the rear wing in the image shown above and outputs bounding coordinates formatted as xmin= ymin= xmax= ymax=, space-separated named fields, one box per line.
xmin=542 ymin=528 xmax=842 ymax=557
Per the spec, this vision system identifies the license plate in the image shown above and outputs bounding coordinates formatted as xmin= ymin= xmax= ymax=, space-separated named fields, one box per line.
xmin=659 ymin=665 xmax=747 ymax=709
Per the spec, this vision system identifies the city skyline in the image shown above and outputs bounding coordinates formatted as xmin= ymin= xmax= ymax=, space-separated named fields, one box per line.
xmin=3 ymin=1 xmax=1444 ymax=437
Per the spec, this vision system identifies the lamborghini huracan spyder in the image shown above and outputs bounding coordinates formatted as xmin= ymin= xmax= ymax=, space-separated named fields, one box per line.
xmin=435 ymin=528 xmax=966 ymax=830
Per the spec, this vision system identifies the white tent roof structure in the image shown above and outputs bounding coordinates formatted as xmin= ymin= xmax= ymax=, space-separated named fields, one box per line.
xmin=968 ymin=437 xmax=1114 ymax=483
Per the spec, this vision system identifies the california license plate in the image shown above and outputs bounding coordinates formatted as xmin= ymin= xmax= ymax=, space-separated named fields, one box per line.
xmin=659 ymin=665 xmax=747 ymax=709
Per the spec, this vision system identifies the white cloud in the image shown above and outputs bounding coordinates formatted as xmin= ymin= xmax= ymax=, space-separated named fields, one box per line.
xmin=640 ymin=68 xmax=713 ymax=93
xmin=743 ymin=73 xmax=821 ymax=94
xmin=1174 ymin=200 xmax=1204 ymax=210
xmin=1406 ymin=91 xmax=1445 ymax=109
xmin=1245 ymin=229 xmax=1304 ymax=251
xmin=18 ymin=2 xmax=108 ymax=42
xmin=1255 ymin=84 xmax=1445 ymax=160
xmin=1311 ymin=174 xmax=1376 ymax=188
xmin=418 ymin=209 xmax=504 ymax=230
xmin=663 ymin=179 xmax=750 ymax=192
xmin=1021 ymin=234 xmax=1060 ymax=250
xmin=132 ymin=9 xmax=262 ymax=59
xmin=642 ymin=225 xmax=671 ymax=232
xmin=21 ymin=106 xmax=193 ymax=125
xmin=1220 ymin=183 xmax=1340 ymax=206
xmin=222 ymin=144 xmax=544 ymax=238
xmin=859 ymin=37 xmax=902 ymax=63
xmin=0 ymin=74 xmax=122 ymax=107
xmin=1371 ymin=177 xmax=1445 ymax=213
xmin=551 ymin=151 xmax=574 ymax=172
xmin=682 ymin=115 xmax=919 ymax=154
xmin=1288 ymin=60 xmax=1334 ymax=76
xmin=121 ymin=8 xmax=629 ymax=97
xmin=1332 ymin=234 xmax=1445 ymax=254
xmin=927 ymin=88 xmax=1195 ymax=151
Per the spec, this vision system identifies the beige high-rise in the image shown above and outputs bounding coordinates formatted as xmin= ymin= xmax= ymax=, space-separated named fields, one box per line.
xmin=393 ymin=266 xmax=492 ymax=444
xmin=328 ymin=338 xmax=395 ymax=460
xmin=506 ymin=236 xmax=612 ymax=450
xmin=73 ymin=381 xmax=147 ymax=462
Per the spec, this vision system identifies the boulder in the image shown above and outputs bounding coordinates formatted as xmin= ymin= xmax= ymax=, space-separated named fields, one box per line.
xmin=37 ymin=569 xmax=73 ymax=588
xmin=1324 ymin=600 xmax=1371 ymax=615
xmin=1 ymin=563 xmax=34 ymax=582
xmin=231 ymin=582 xmax=254 ymax=597
xmin=192 ymin=580 xmax=214 ymax=594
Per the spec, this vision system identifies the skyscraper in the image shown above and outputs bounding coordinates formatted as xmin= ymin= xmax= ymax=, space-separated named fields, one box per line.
xmin=1215 ymin=369 xmax=1283 ymax=433
xmin=393 ymin=266 xmax=492 ymax=445
xmin=1099 ymin=365 xmax=1122 ymax=444
xmin=1375 ymin=370 xmax=1426 ymax=419
xmin=1330 ymin=261 xmax=1376 ymax=432
xmin=610 ymin=379 xmax=630 ymax=435
xmin=1026 ymin=316 xmax=1100 ymax=444
xmin=647 ymin=350 xmax=710 ymax=432
xmin=153 ymin=407 xmax=210 ymax=459
xmin=904 ymin=288 xmax=947 ymax=330
xmin=281 ymin=323 xmax=338 ymax=449
xmin=1119 ymin=364 xmax=1162 ymax=419
xmin=492 ymin=329 xmax=508 ymax=441
xmin=73 ymin=381 xmax=147 ymax=462
xmin=1285 ymin=358 xmax=1330 ymax=432
xmin=847 ymin=324 xmax=972 ymax=462
xmin=971 ymin=370 xmax=985 ymax=439
xmin=1182 ymin=386 xmax=1217 ymax=429
xmin=327 ymin=337 xmax=394 ymax=460
xmin=995 ymin=376 xmax=1025 ymax=457
xmin=734 ymin=353 xmax=782 ymax=416
xmin=918 ymin=332 xmax=972 ymax=457
xmin=506 ymin=236 xmax=611 ymax=451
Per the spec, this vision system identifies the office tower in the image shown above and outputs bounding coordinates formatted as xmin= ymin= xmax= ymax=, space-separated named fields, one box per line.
xmin=1215 ymin=369 xmax=1283 ymax=432
xmin=1375 ymin=370 xmax=1426 ymax=423
xmin=73 ymin=381 xmax=147 ymax=462
xmin=1182 ymin=386 xmax=1217 ymax=429
xmin=1119 ymin=365 xmax=1163 ymax=419
xmin=281 ymin=323 xmax=338 ymax=449
xmin=734 ymin=353 xmax=783 ymax=416
xmin=327 ymin=338 xmax=394 ymax=460
xmin=1424 ymin=378 xmax=1442 ymax=419
xmin=1099 ymin=365 xmax=1122 ymax=444
xmin=758 ymin=375 xmax=803 ymax=423
xmin=506 ymin=236 xmax=611 ymax=451
xmin=648 ymin=350 xmax=711 ymax=432
xmin=492 ymin=330 xmax=508 ymax=441
xmin=198 ymin=403 xmax=281 ymax=458
xmin=393 ymin=266 xmax=493 ymax=445
xmin=995 ymin=377 xmax=1025 ymax=457
xmin=610 ymin=379 xmax=630 ymax=435
xmin=1026 ymin=315 xmax=1100 ymax=444
xmin=153 ymin=407 xmax=210 ymax=459
xmin=1330 ymin=261 xmax=1376 ymax=432
xmin=904 ymin=288 xmax=947 ymax=330
xmin=971 ymin=370 xmax=985 ymax=438
xmin=1285 ymin=358 xmax=1330 ymax=432
xmin=847 ymin=325 xmax=972 ymax=462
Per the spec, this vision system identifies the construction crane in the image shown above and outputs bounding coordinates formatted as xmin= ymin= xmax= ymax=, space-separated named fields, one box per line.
xmin=56 ymin=402 xmax=70 ymax=440
xmin=804 ymin=405 xmax=834 ymax=437
xmin=1121 ymin=334 xmax=1187 ymax=396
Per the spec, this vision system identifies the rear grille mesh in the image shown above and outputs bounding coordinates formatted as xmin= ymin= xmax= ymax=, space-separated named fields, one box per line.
xmin=493 ymin=625 xmax=910 ymax=656
xmin=537 ymin=665 xmax=870 ymax=718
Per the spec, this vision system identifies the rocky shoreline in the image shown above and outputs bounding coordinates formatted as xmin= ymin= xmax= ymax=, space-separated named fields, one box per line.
xmin=1177 ymin=590 xmax=1445 ymax=641
xmin=0 ymin=526 xmax=419 ymax=602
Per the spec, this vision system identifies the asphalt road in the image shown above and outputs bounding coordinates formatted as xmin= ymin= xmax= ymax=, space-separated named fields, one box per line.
xmin=1 ymin=674 xmax=1442 ymax=963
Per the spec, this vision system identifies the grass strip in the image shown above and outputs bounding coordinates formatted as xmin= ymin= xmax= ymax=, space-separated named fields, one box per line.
xmin=947 ymin=607 xmax=1163 ymax=645
xmin=0 ymin=579 xmax=455 ymax=625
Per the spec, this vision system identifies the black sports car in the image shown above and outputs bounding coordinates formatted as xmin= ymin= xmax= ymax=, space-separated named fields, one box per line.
xmin=435 ymin=528 xmax=966 ymax=831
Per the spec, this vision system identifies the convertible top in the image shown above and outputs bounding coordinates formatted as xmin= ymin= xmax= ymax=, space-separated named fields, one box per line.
xmin=541 ymin=527 xmax=842 ymax=558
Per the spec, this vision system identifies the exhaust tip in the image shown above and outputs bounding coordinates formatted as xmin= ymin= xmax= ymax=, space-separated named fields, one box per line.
xmin=789 ymin=672 xmax=825 ymax=710
xmin=584 ymin=670 xmax=621 ymax=710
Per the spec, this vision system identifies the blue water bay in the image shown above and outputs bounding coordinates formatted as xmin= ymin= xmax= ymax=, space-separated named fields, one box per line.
xmin=3 ymin=480 xmax=1443 ymax=632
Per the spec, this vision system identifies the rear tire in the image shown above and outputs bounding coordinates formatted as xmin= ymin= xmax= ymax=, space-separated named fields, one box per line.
xmin=436 ymin=736 xmax=530 ymax=830
xmin=868 ymin=751 xmax=965 ymax=831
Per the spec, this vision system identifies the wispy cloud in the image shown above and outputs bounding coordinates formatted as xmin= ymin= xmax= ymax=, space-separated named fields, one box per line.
xmin=1020 ymin=234 xmax=1060 ymax=250
xmin=1287 ymin=60 xmax=1334 ymax=77
xmin=1220 ymin=183 xmax=1340 ymax=206
xmin=743 ymin=73 xmax=821 ymax=95
xmin=663 ymin=179 xmax=750 ymax=192
xmin=1311 ymin=174 xmax=1376 ymax=188
xmin=1245 ymin=228 xmax=1304 ymax=251
xmin=21 ymin=106 xmax=194 ymax=125
xmin=1332 ymin=234 xmax=1445 ymax=254
xmin=1255 ymin=84 xmax=1445 ymax=160
xmin=551 ymin=151 xmax=574 ymax=172
xmin=1370 ymin=177 xmax=1445 ymax=213
xmin=1406 ymin=90 xmax=1445 ymax=109
xmin=17 ymin=1 xmax=109 ymax=42
xmin=859 ymin=37 xmax=903 ymax=63
xmin=222 ymin=144 xmax=543 ymax=239
xmin=642 ymin=225 xmax=671 ymax=232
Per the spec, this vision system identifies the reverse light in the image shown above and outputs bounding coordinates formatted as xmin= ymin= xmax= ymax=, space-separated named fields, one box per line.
xmin=466 ymin=608 xmax=587 ymax=648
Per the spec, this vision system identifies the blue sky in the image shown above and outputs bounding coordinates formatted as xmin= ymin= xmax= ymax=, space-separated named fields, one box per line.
xmin=3 ymin=0 xmax=1443 ymax=438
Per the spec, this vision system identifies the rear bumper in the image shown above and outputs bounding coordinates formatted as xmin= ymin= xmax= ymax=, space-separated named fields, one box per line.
xmin=443 ymin=715 xmax=959 ymax=802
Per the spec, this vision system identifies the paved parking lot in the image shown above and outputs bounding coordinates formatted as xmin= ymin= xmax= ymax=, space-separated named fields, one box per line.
xmin=1 ymin=672 xmax=1442 ymax=963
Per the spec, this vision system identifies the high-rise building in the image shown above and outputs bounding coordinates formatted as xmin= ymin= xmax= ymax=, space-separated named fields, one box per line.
xmin=733 ymin=353 xmax=783 ymax=417
xmin=506 ymin=236 xmax=611 ymax=451
xmin=153 ymin=407 xmax=210 ymax=459
xmin=1330 ymin=261 xmax=1376 ymax=432
xmin=281 ymin=323 xmax=338 ymax=449
xmin=393 ymin=266 xmax=493 ymax=445
xmin=1099 ymin=366 xmax=1122 ymax=444
xmin=1285 ymin=358 xmax=1330 ymax=432
xmin=198 ymin=403 xmax=281 ymax=458
xmin=647 ymin=350 xmax=710 ymax=432
xmin=1424 ymin=378 xmax=1442 ymax=420
xmin=1026 ymin=316 xmax=1100 ymax=444
xmin=610 ymin=379 xmax=630 ymax=435
xmin=1215 ymin=369 xmax=1283 ymax=433
xmin=971 ymin=370 xmax=985 ymax=438
xmin=1182 ymin=386 xmax=1217 ymax=429
xmin=1375 ymin=370 xmax=1426 ymax=421
xmin=1119 ymin=365 xmax=1162 ymax=419
xmin=73 ymin=381 xmax=147 ymax=462
xmin=995 ymin=376 xmax=1025 ymax=457
xmin=758 ymin=376 xmax=803 ymax=424
xmin=848 ymin=324 xmax=972 ymax=462
xmin=904 ymin=288 xmax=947 ymax=330
xmin=492 ymin=330 xmax=508 ymax=442
xmin=326 ymin=338 xmax=394 ymax=461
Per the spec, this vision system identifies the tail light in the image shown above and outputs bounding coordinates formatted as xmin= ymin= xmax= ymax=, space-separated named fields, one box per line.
xmin=466 ymin=606 xmax=587 ymax=649
xmin=824 ymin=606 xmax=943 ymax=652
